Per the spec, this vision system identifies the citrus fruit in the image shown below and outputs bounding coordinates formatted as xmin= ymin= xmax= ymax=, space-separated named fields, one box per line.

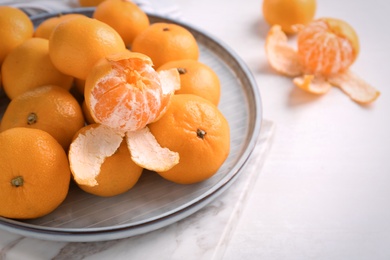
xmin=81 ymin=50 xmax=180 ymax=173
xmin=0 ymin=85 xmax=85 ymax=150
xmin=297 ymin=18 xmax=360 ymax=76
xmin=0 ymin=6 xmax=34 ymax=65
xmin=49 ymin=16 xmax=126 ymax=80
xmin=265 ymin=23 xmax=380 ymax=104
xmin=1 ymin=37 xmax=74 ymax=99
xmin=148 ymin=94 xmax=230 ymax=184
xmin=84 ymin=50 xmax=180 ymax=132
xmin=34 ymin=13 xmax=86 ymax=40
xmin=69 ymin=124 xmax=143 ymax=196
xmin=262 ymin=0 xmax=316 ymax=34
xmin=78 ymin=0 xmax=106 ymax=7
xmin=0 ymin=127 xmax=70 ymax=219
xmin=93 ymin=0 xmax=150 ymax=47
xmin=132 ymin=22 xmax=199 ymax=68
xmin=157 ymin=59 xmax=221 ymax=106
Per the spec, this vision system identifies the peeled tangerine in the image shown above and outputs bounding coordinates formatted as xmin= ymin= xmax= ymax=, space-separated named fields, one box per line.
xmin=68 ymin=51 xmax=180 ymax=194
xmin=265 ymin=18 xmax=380 ymax=104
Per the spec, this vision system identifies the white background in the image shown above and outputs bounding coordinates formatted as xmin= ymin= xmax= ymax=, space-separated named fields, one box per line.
xmin=170 ymin=0 xmax=390 ymax=259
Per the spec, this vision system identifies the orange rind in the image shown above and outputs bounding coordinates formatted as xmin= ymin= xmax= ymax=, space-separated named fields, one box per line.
xmin=265 ymin=25 xmax=303 ymax=77
xmin=265 ymin=20 xmax=380 ymax=104
xmin=69 ymin=124 xmax=124 ymax=187
xmin=328 ymin=70 xmax=380 ymax=104
xmin=293 ymin=75 xmax=332 ymax=94
xmin=126 ymin=127 xmax=179 ymax=172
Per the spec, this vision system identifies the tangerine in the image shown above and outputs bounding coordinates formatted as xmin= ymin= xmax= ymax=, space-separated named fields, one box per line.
xmin=93 ymin=0 xmax=150 ymax=47
xmin=157 ymin=59 xmax=221 ymax=105
xmin=132 ymin=23 xmax=199 ymax=68
xmin=0 ymin=6 xmax=34 ymax=65
xmin=149 ymin=94 xmax=230 ymax=184
xmin=49 ymin=16 xmax=126 ymax=80
xmin=0 ymin=127 xmax=70 ymax=219
xmin=34 ymin=13 xmax=86 ymax=40
xmin=262 ymin=0 xmax=316 ymax=34
xmin=1 ymin=37 xmax=73 ymax=99
xmin=0 ymin=85 xmax=85 ymax=150
xmin=78 ymin=0 xmax=106 ymax=6
xmin=84 ymin=50 xmax=180 ymax=132
xmin=297 ymin=18 xmax=360 ymax=76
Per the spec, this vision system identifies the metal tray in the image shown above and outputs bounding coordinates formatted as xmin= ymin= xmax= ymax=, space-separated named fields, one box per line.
xmin=0 ymin=8 xmax=262 ymax=242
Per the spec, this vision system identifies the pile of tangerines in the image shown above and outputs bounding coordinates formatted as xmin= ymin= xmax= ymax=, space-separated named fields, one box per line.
xmin=0 ymin=0 xmax=230 ymax=219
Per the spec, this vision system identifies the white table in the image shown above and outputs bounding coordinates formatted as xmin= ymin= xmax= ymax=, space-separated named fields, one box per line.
xmin=1 ymin=0 xmax=390 ymax=259
xmin=175 ymin=0 xmax=390 ymax=259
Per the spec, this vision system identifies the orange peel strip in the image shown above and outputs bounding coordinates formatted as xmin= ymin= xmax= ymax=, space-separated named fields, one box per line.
xmin=327 ymin=70 xmax=380 ymax=104
xmin=265 ymin=25 xmax=303 ymax=77
xmin=126 ymin=126 xmax=179 ymax=172
xmin=293 ymin=74 xmax=332 ymax=94
xmin=153 ymin=68 xmax=181 ymax=122
xmin=68 ymin=124 xmax=124 ymax=187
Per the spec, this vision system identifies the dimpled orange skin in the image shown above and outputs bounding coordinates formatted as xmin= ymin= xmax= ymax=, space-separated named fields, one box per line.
xmin=0 ymin=127 xmax=70 ymax=219
xmin=34 ymin=14 xmax=86 ymax=40
xmin=132 ymin=23 xmax=199 ymax=68
xmin=1 ymin=38 xmax=74 ymax=100
xmin=0 ymin=85 xmax=85 ymax=150
xmin=48 ymin=16 xmax=126 ymax=80
xmin=262 ymin=0 xmax=316 ymax=34
xmin=93 ymin=0 xmax=150 ymax=47
xmin=0 ymin=6 xmax=34 ymax=65
xmin=149 ymin=94 xmax=230 ymax=184
xmin=157 ymin=59 xmax=221 ymax=106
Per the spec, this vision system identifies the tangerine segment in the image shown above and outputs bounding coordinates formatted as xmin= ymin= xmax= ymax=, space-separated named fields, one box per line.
xmin=297 ymin=18 xmax=359 ymax=76
xmin=85 ymin=51 xmax=180 ymax=132
xmin=293 ymin=74 xmax=332 ymax=94
xmin=265 ymin=25 xmax=303 ymax=77
xmin=126 ymin=127 xmax=179 ymax=172
xmin=327 ymin=70 xmax=380 ymax=104
xmin=69 ymin=124 xmax=124 ymax=187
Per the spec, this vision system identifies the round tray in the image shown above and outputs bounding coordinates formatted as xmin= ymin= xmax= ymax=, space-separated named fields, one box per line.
xmin=0 ymin=8 xmax=262 ymax=242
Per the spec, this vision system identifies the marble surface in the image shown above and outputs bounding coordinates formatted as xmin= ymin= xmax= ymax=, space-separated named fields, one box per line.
xmin=0 ymin=121 xmax=274 ymax=259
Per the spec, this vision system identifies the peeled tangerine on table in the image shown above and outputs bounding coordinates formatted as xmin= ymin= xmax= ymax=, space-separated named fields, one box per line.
xmin=68 ymin=51 xmax=180 ymax=192
xmin=265 ymin=17 xmax=380 ymax=104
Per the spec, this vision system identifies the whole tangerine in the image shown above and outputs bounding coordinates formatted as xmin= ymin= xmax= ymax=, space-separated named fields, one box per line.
xmin=132 ymin=23 xmax=199 ymax=68
xmin=149 ymin=94 xmax=230 ymax=184
xmin=263 ymin=0 xmax=316 ymax=34
xmin=49 ymin=16 xmax=126 ymax=80
xmin=0 ymin=127 xmax=70 ymax=219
